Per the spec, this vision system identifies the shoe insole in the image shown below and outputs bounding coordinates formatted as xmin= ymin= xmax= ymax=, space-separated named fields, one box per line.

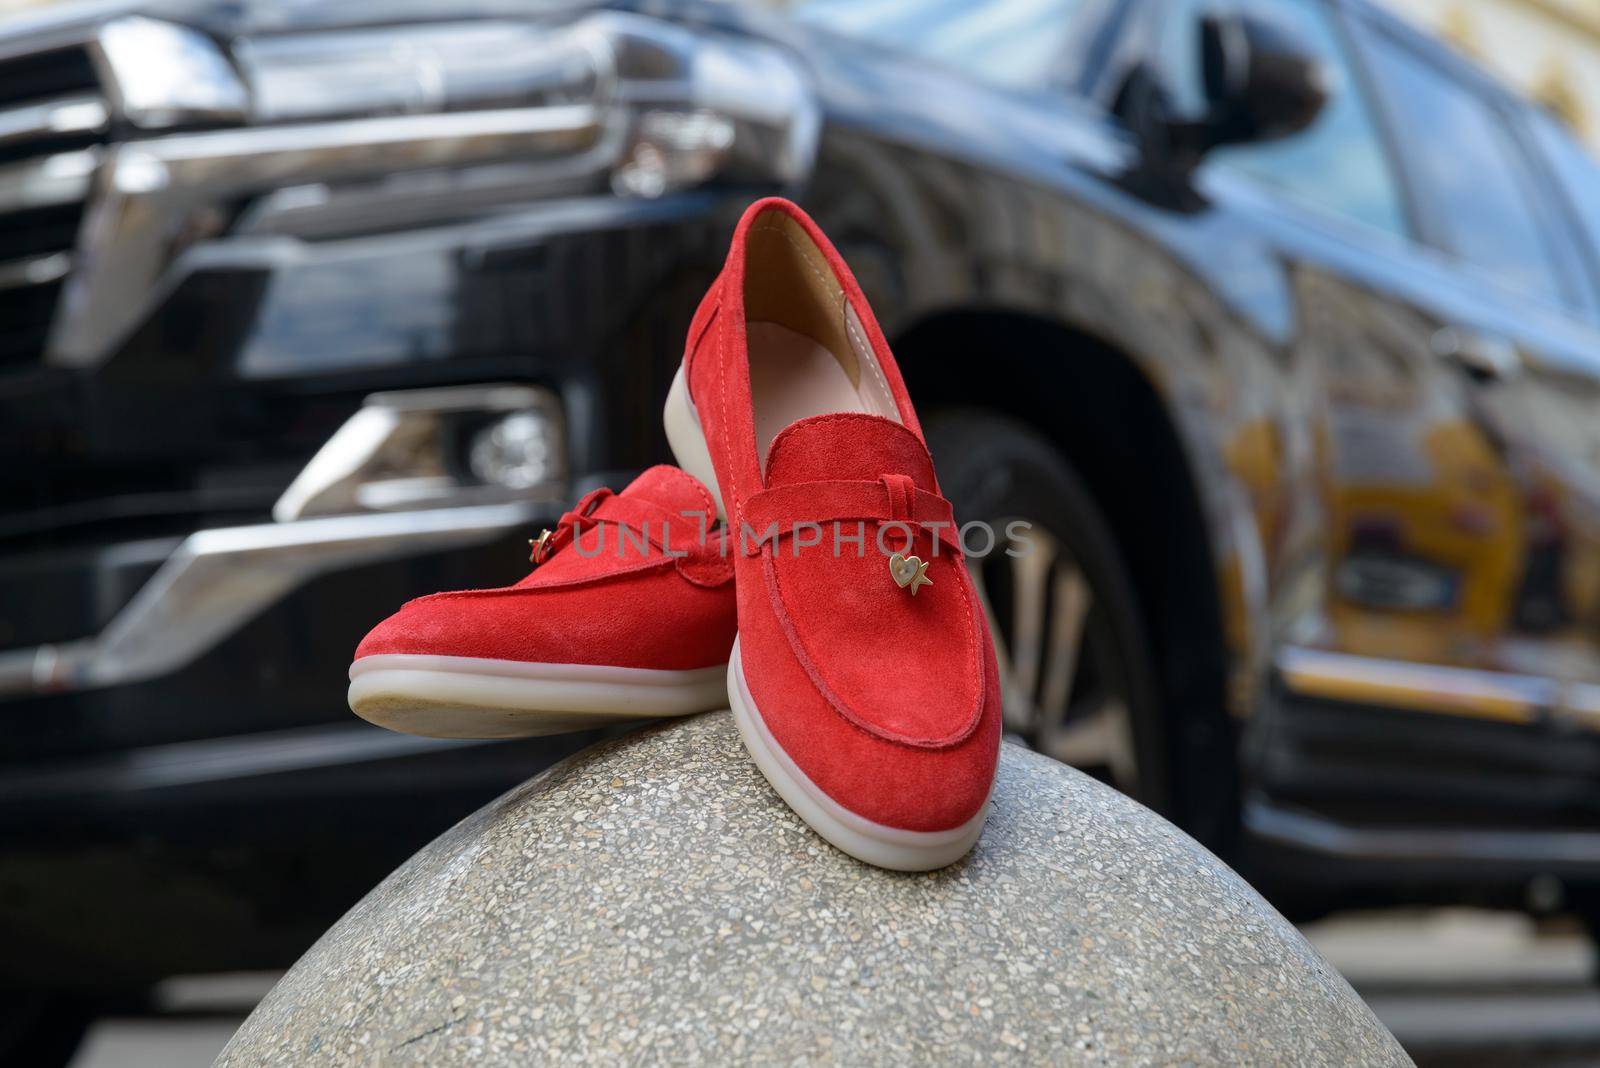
xmin=749 ymin=312 xmax=899 ymax=472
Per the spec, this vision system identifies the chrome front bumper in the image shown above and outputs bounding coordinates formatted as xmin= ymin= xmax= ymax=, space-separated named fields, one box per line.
xmin=0 ymin=382 xmax=567 ymax=701
xmin=0 ymin=502 xmax=541 ymax=700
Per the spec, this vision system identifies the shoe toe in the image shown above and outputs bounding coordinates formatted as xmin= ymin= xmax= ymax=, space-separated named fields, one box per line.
xmin=353 ymin=592 xmax=494 ymax=661
xmin=747 ymin=651 xmax=1002 ymax=834
xmin=826 ymin=721 xmax=1000 ymax=833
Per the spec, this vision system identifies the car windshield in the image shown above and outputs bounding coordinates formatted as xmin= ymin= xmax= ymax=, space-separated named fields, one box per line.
xmin=789 ymin=0 xmax=1086 ymax=90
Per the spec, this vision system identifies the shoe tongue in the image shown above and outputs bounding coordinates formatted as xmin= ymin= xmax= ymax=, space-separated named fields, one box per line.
xmin=764 ymin=413 xmax=936 ymax=491
xmin=621 ymin=464 xmax=718 ymax=517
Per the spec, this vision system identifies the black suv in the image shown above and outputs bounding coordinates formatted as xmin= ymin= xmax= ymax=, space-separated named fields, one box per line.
xmin=5 ymin=0 xmax=1600 ymax=1054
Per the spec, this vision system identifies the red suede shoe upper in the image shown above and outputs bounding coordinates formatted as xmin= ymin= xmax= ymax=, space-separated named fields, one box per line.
xmin=354 ymin=466 xmax=735 ymax=670
xmin=687 ymin=197 xmax=1002 ymax=833
xmin=754 ymin=415 xmax=984 ymax=747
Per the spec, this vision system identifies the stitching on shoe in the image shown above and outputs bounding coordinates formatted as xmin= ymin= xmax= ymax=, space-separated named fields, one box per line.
xmin=717 ymin=284 xmax=740 ymax=522
xmin=764 ymin=412 xmax=938 ymax=479
xmin=675 ymin=549 xmax=735 ymax=588
xmin=407 ymin=556 xmax=677 ymax=602
xmin=747 ymin=219 xmax=844 ymax=313
xmin=760 ymin=538 xmax=984 ymax=751
xmin=746 ymin=216 xmax=891 ymax=416
xmin=842 ymin=303 xmax=896 ymax=420
xmin=684 ymin=306 xmax=718 ymax=396
xmin=655 ymin=463 xmax=717 ymax=526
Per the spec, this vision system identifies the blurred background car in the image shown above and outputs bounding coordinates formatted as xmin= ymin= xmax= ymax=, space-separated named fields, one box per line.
xmin=2 ymin=0 xmax=1599 ymax=1062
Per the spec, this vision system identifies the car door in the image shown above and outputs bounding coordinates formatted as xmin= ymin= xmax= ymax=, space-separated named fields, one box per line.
xmin=1327 ymin=9 xmax=1600 ymax=718
xmin=1521 ymin=110 xmax=1600 ymax=722
xmin=1130 ymin=0 xmax=1600 ymax=808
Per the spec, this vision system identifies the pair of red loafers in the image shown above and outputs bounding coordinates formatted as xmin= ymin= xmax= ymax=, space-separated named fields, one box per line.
xmin=351 ymin=199 xmax=1001 ymax=870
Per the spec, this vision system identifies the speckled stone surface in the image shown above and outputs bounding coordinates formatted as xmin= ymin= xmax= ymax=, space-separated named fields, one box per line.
xmin=219 ymin=711 xmax=1409 ymax=1066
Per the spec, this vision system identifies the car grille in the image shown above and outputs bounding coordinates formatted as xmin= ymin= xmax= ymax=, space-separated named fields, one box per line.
xmin=0 ymin=44 xmax=107 ymax=371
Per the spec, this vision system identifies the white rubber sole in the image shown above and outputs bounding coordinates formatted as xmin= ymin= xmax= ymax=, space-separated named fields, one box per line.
xmin=727 ymin=638 xmax=990 ymax=871
xmin=348 ymin=654 xmax=727 ymax=739
xmin=664 ymin=361 xmax=727 ymax=521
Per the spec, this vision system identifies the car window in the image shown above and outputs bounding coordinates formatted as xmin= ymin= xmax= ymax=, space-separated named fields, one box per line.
xmin=1359 ymin=29 xmax=1570 ymax=306
xmin=792 ymin=0 xmax=1087 ymax=91
xmin=1154 ymin=0 xmax=1408 ymax=239
xmin=1528 ymin=109 xmax=1600 ymax=302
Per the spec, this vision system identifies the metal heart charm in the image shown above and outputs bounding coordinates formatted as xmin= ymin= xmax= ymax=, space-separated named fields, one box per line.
xmin=888 ymin=551 xmax=932 ymax=596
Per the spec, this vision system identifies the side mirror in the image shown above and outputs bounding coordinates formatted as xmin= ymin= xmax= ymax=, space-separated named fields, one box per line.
xmin=1199 ymin=10 xmax=1331 ymax=149
xmin=1114 ymin=9 xmax=1331 ymax=176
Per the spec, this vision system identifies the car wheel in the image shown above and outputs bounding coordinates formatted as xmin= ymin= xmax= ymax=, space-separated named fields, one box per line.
xmin=925 ymin=409 xmax=1169 ymax=813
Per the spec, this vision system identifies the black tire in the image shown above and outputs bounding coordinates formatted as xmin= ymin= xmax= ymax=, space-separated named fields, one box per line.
xmin=925 ymin=408 xmax=1171 ymax=815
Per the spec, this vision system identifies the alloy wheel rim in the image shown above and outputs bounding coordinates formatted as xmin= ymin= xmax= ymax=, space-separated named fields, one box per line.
xmin=967 ymin=523 xmax=1139 ymax=792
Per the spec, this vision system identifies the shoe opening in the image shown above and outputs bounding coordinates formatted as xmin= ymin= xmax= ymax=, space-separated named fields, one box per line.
xmin=742 ymin=207 xmax=902 ymax=469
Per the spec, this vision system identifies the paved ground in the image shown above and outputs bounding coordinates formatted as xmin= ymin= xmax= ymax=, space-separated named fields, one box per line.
xmin=1306 ymin=909 xmax=1600 ymax=1067
xmin=68 ymin=909 xmax=1600 ymax=1067
xmin=69 ymin=973 xmax=278 ymax=1068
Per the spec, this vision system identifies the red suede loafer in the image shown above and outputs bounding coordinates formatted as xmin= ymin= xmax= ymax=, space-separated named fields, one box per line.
xmin=664 ymin=197 xmax=1002 ymax=870
xmin=349 ymin=466 xmax=735 ymax=739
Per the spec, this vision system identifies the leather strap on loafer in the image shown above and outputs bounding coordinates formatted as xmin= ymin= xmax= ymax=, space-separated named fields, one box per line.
xmin=740 ymin=475 xmax=961 ymax=556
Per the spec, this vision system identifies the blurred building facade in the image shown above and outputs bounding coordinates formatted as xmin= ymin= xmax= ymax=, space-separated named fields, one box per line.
xmin=1382 ymin=0 xmax=1600 ymax=149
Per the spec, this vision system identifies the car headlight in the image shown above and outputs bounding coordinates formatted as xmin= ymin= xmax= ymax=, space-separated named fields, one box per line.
xmin=234 ymin=22 xmax=603 ymax=124
xmin=468 ymin=410 xmax=562 ymax=493
xmin=273 ymin=385 xmax=567 ymax=521
xmin=53 ymin=12 xmax=820 ymax=367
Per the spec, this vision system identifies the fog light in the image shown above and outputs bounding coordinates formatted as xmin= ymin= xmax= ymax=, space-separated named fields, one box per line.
xmin=273 ymin=384 xmax=566 ymax=521
xmin=470 ymin=411 xmax=557 ymax=490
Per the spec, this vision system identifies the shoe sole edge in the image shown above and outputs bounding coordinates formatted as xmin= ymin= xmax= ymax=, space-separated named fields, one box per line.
xmin=348 ymin=654 xmax=727 ymax=738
